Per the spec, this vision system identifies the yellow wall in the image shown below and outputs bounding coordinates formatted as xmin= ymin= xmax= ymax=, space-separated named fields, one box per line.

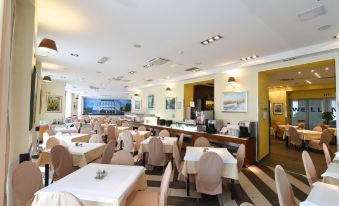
xmin=258 ymin=72 xmax=270 ymax=160
xmin=269 ymin=89 xmax=287 ymax=125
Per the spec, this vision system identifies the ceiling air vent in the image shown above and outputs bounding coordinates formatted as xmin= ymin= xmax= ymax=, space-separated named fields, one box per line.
xmin=145 ymin=79 xmax=153 ymax=82
xmin=297 ymin=5 xmax=326 ymax=22
xmin=185 ymin=67 xmax=201 ymax=72
xmin=89 ymin=85 xmax=99 ymax=90
xmin=108 ymin=76 xmax=124 ymax=81
xmin=148 ymin=57 xmax=169 ymax=66
xmin=282 ymin=57 xmax=297 ymax=62
xmin=279 ymin=78 xmax=295 ymax=82
xmin=97 ymin=56 xmax=110 ymax=64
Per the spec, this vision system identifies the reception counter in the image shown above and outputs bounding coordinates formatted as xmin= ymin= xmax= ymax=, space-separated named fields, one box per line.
xmin=140 ymin=123 xmax=256 ymax=167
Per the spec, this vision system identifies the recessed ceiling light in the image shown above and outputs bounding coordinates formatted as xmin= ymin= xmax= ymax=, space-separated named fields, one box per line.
xmin=70 ymin=53 xmax=79 ymax=57
xmin=144 ymin=64 xmax=151 ymax=68
xmin=325 ymin=67 xmax=329 ymax=70
xmin=240 ymin=55 xmax=259 ymax=61
xmin=305 ymin=80 xmax=312 ymax=84
xmin=314 ymin=72 xmax=321 ymax=78
xmin=200 ymin=35 xmax=223 ymax=45
xmin=311 ymin=69 xmax=315 ymax=72
xmin=298 ymin=71 xmax=302 ymax=75
xmin=97 ymin=56 xmax=110 ymax=64
xmin=128 ymin=71 xmax=136 ymax=75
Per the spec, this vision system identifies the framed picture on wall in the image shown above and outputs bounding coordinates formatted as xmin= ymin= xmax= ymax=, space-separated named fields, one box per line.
xmin=46 ymin=95 xmax=62 ymax=113
xmin=166 ymin=97 xmax=176 ymax=110
xmin=273 ymin=103 xmax=283 ymax=115
xmin=148 ymin=95 xmax=154 ymax=109
xmin=135 ymin=100 xmax=141 ymax=110
xmin=221 ymin=91 xmax=247 ymax=112
xmin=177 ymin=100 xmax=183 ymax=110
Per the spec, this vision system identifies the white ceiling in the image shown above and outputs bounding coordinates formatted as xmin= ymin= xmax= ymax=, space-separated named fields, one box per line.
xmin=37 ymin=0 xmax=339 ymax=98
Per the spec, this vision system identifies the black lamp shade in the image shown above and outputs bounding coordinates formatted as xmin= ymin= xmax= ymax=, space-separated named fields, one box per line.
xmin=228 ymin=77 xmax=236 ymax=83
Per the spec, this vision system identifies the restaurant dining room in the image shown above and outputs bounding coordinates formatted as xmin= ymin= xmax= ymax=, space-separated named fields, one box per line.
xmin=0 ymin=0 xmax=339 ymax=206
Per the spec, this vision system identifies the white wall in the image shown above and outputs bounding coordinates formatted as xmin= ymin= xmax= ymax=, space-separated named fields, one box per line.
xmin=40 ymin=81 xmax=66 ymax=124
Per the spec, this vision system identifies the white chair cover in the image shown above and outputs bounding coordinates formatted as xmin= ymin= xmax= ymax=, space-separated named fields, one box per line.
xmin=236 ymin=144 xmax=246 ymax=173
xmin=302 ymin=150 xmax=319 ymax=187
xmin=148 ymin=137 xmax=168 ymax=166
xmin=122 ymin=130 xmax=134 ymax=153
xmin=107 ymin=125 xmax=116 ymax=141
xmin=31 ymin=191 xmax=84 ymax=206
xmin=159 ymin=162 xmax=172 ymax=206
xmin=138 ymin=126 xmax=147 ymax=131
xmin=46 ymin=137 xmax=60 ymax=150
xmin=101 ymin=140 xmax=116 ymax=164
xmin=323 ymin=143 xmax=331 ymax=165
xmin=89 ymin=134 xmax=103 ymax=143
xmin=111 ymin=150 xmax=134 ymax=166
xmin=159 ymin=129 xmax=170 ymax=137
xmin=274 ymin=165 xmax=297 ymax=206
xmin=194 ymin=137 xmax=211 ymax=147
xmin=51 ymin=145 xmax=74 ymax=181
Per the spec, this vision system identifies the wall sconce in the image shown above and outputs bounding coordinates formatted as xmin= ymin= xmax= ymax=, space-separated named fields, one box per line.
xmin=42 ymin=75 xmax=52 ymax=83
xmin=134 ymin=93 xmax=139 ymax=97
xmin=38 ymin=38 xmax=58 ymax=54
xmin=227 ymin=76 xmax=238 ymax=88
xmin=166 ymin=87 xmax=173 ymax=97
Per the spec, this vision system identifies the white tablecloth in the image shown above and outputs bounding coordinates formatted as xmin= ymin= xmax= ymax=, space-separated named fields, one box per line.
xmin=300 ymin=182 xmax=339 ymax=206
xmin=321 ymin=163 xmax=339 ymax=186
xmin=33 ymin=163 xmax=147 ymax=206
xmin=333 ymin=152 xmax=339 ymax=163
xmin=284 ymin=129 xmax=322 ymax=141
xmin=54 ymin=125 xmax=78 ymax=133
xmin=182 ymin=147 xmax=238 ymax=180
xmin=140 ymin=136 xmax=178 ymax=154
xmin=54 ymin=133 xmax=91 ymax=143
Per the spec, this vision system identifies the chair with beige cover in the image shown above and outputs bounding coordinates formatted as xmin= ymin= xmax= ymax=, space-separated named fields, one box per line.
xmin=236 ymin=144 xmax=246 ymax=173
xmin=148 ymin=137 xmax=169 ymax=167
xmin=297 ymin=122 xmax=305 ymax=130
xmin=274 ymin=122 xmax=284 ymax=139
xmin=121 ymin=130 xmax=135 ymax=153
xmin=308 ymin=129 xmax=333 ymax=151
xmin=107 ymin=125 xmax=116 ymax=142
xmin=302 ymin=151 xmax=320 ymax=187
xmin=274 ymin=165 xmax=297 ymax=206
xmin=31 ymin=191 xmax=84 ymax=206
xmin=51 ymin=145 xmax=74 ymax=181
xmin=159 ymin=129 xmax=170 ymax=137
xmin=313 ymin=126 xmax=322 ymax=132
xmin=126 ymin=162 xmax=172 ymax=206
xmin=99 ymin=140 xmax=116 ymax=164
xmin=323 ymin=143 xmax=332 ymax=165
xmin=288 ymin=127 xmax=302 ymax=148
xmin=319 ymin=124 xmax=329 ymax=131
xmin=111 ymin=150 xmax=134 ymax=165
xmin=196 ymin=152 xmax=224 ymax=206
xmin=240 ymin=203 xmax=254 ymax=206
xmin=122 ymin=122 xmax=130 ymax=127
xmin=138 ymin=125 xmax=147 ymax=131
xmin=172 ymin=143 xmax=185 ymax=182
xmin=178 ymin=133 xmax=184 ymax=152
xmin=46 ymin=137 xmax=60 ymax=149
xmin=12 ymin=161 xmax=42 ymax=206
xmin=89 ymin=134 xmax=103 ymax=143
xmin=194 ymin=137 xmax=211 ymax=147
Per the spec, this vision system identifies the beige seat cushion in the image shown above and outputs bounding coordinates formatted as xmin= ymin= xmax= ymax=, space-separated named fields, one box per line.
xmin=126 ymin=191 xmax=159 ymax=206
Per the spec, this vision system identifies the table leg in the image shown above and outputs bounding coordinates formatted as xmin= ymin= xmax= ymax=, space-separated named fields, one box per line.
xmin=143 ymin=152 xmax=146 ymax=166
xmin=186 ymin=174 xmax=190 ymax=196
xmin=44 ymin=164 xmax=49 ymax=187
xmin=285 ymin=136 xmax=288 ymax=146
xmin=230 ymin=179 xmax=235 ymax=200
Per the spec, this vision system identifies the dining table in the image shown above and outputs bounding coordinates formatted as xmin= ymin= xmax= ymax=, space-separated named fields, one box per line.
xmin=299 ymin=182 xmax=339 ymax=206
xmin=36 ymin=142 xmax=106 ymax=186
xmin=32 ymin=163 xmax=147 ymax=206
xmin=53 ymin=132 xmax=91 ymax=143
xmin=321 ymin=163 xmax=339 ymax=186
xmin=181 ymin=146 xmax=238 ymax=197
xmin=117 ymin=130 xmax=151 ymax=149
xmin=53 ymin=125 xmax=79 ymax=134
xmin=332 ymin=151 xmax=339 ymax=163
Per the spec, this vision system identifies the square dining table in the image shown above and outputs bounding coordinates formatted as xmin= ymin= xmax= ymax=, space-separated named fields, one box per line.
xmin=33 ymin=163 xmax=147 ymax=206
xmin=181 ymin=147 xmax=238 ymax=197
xmin=321 ymin=163 xmax=339 ymax=186
xmin=53 ymin=133 xmax=91 ymax=143
xmin=36 ymin=143 xmax=106 ymax=187
xmin=300 ymin=182 xmax=339 ymax=206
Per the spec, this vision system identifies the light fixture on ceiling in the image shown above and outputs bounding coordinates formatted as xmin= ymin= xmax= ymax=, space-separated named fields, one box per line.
xmin=38 ymin=38 xmax=58 ymax=54
xmin=133 ymin=44 xmax=142 ymax=48
xmin=97 ymin=56 xmax=110 ymax=64
xmin=305 ymin=80 xmax=312 ymax=84
xmin=144 ymin=64 xmax=151 ymax=68
xmin=200 ymin=35 xmax=223 ymax=45
xmin=128 ymin=71 xmax=136 ymax=75
xmin=42 ymin=75 xmax=52 ymax=83
xmin=298 ymin=71 xmax=302 ymax=75
xmin=240 ymin=55 xmax=258 ymax=61
xmin=314 ymin=72 xmax=321 ymax=78
xmin=311 ymin=69 xmax=315 ymax=72
xmin=325 ymin=67 xmax=329 ymax=70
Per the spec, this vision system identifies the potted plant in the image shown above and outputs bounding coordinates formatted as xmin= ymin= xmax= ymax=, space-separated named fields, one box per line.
xmin=321 ymin=111 xmax=334 ymax=125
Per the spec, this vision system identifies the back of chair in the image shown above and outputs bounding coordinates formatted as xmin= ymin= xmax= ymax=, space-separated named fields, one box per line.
xmin=274 ymin=165 xmax=297 ymax=206
xmin=236 ymin=144 xmax=246 ymax=172
xmin=319 ymin=124 xmax=329 ymax=131
xmin=111 ymin=150 xmax=134 ymax=165
xmin=101 ymin=140 xmax=115 ymax=164
xmin=148 ymin=137 xmax=167 ymax=166
xmin=12 ymin=161 xmax=42 ymax=206
xmin=297 ymin=123 xmax=305 ymax=130
xmin=107 ymin=125 xmax=116 ymax=141
xmin=172 ymin=143 xmax=181 ymax=173
xmin=89 ymin=134 xmax=103 ymax=143
xmin=320 ymin=129 xmax=333 ymax=147
xmin=138 ymin=126 xmax=146 ymax=131
xmin=194 ymin=137 xmax=211 ymax=147
xmin=196 ymin=152 xmax=223 ymax=195
xmin=31 ymin=191 xmax=84 ymax=206
xmin=122 ymin=130 xmax=134 ymax=152
xmin=159 ymin=162 xmax=172 ymax=206
xmin=159 ymin=129 xmax=170 ymax=137
xmin=134 ymin=132 xmax=142 ymax=151
xmin=288 ymin=127 xmax=301 ymax=145
xmin=302 ymin=151 xmax=318 ymax=187
xmin=122 ymin=122 xmax=129 ymax=127
xmin=51 ymin=145 xmax=74 ymax=181
xmin=322 ymin=143 xmax=331 ymax=165
xmin=178 ymin=133 xmax=184 ymax=151
xmin=313 ymin=126 xmax=322 ymax=132
xmin=46 ymin=137 xmax=60 ymax=150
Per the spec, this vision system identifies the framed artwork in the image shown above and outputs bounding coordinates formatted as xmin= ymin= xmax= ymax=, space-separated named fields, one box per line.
xmin=273 ymin=103 xmax=283 ymax=115
xmin=177 ymin=100 xmax=182 ymax=110
xmin=166 ymin=97 xmax=176 ymax=110
xmin=148 ymin=95 xmax=154 ymax=109
xmin=221 ymin=91 xmax=247 ymax=112
xmin=46 ymin=95 xmax=62 ymax=113
xmin=135 ymin=100 xmax=141 ymax=110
